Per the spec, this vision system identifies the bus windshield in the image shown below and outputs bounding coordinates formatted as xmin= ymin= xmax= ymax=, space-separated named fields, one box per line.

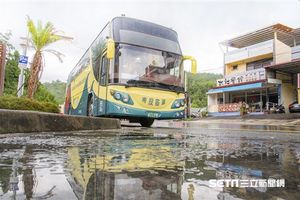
xmin=111 ymin=44 xmax=184 ymax=89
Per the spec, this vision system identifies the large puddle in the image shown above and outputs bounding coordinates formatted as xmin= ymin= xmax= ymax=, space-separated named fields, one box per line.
xmin=0 ymin=127 xmax=300 ymax=200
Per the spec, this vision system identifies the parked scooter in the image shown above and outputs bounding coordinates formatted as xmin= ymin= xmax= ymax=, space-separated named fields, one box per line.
xmin=268 ymin=102 xmax=285 ymax=114
xmin=275 ymin=104 xmax=285 ymax=113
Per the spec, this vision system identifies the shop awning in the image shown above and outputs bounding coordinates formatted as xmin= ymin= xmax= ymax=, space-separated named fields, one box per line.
xmin=207 ymin=82 xmax=263 ymax=94
xmin=265 ymin=59 xmax=300 ymax=74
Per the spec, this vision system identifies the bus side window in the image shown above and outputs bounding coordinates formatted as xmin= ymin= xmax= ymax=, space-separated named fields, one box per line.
xmin=100 ymin=55 xmax=108 ymax=86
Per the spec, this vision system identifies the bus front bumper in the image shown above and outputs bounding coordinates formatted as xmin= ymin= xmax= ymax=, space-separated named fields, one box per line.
xmin=107 ymin=101 xmax=185 ymax=119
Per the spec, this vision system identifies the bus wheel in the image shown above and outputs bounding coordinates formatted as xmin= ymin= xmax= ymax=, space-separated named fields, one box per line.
xmin=139 ymin=118 xmax=154 ymax=127
xmin=87 ymin=96 xmax=94 ymax=117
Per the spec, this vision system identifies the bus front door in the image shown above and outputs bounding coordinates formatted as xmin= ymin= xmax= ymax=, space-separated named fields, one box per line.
xmin=96 ymin=54 xmax=109 ymax=116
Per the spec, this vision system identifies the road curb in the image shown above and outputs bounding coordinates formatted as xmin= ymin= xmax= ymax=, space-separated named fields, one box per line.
xmin=0 ymin=109 xmax=121 ymax=134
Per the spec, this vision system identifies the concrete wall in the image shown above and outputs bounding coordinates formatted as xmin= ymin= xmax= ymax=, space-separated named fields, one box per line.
xmin=274 ymin=39 xmax=292 ymax=64
xmin=298 ymin=89 xmax=300 ymax=103
xmin=225 ymin=63 xmax=246 ymax=75
xmin=207 ymin=94 xmax=218 ymax=112
xmin=225 ymin=53 xmax=272 ymax=76
xmin=0 ymin=110 xmax=121 ymax=134
xmin=276 ymin=72 xmax=295 ymax=113
xmin=276 ymin=72 xmax=296 ymax=113
xmin=208 ymin=111 xmax=240 ymax=117
xmin=281 ymin=83 xmax=295 ymax=113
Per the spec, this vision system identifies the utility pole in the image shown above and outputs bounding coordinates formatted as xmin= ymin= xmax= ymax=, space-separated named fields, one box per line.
xmin=184 ymin=71 xmax=187 ymax=119
xmin=9 ymin=158 xmax=19 ymax=199
xmin=184 ymin=71 xmax=191 ymax=119
xmin=0 ymin=42 xmax=6 ymax=96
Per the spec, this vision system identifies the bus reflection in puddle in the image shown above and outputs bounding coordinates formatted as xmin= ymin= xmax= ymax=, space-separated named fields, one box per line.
xmin=67 ymin=145 xmax=184 ymax=200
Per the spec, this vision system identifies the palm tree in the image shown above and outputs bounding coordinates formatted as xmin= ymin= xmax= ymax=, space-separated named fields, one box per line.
xmin=26 ymin=17 xmax=66 ymax=98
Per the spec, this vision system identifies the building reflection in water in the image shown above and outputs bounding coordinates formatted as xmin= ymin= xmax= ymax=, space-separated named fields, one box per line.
xmin=182 ymin=136 xmax=300 ymax=200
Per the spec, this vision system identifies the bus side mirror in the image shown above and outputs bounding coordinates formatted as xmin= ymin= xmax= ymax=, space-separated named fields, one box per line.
xmin=183 ymin=56 xmax=197 ymax=74
xmin=107 ymin=38 xmax=115 ymax=59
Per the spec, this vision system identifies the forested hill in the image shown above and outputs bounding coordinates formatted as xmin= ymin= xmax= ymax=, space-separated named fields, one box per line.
xmin=43 ymin=80 xmax=66 ymax=105
xmin=187 ymin=73 xmax=222 ymax=108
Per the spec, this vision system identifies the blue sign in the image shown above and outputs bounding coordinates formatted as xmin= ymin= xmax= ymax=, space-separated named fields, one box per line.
xmin=19 ymin=55 xmax=28 ymax=65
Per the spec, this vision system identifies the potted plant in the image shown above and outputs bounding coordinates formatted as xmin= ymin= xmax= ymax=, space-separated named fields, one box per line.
xmin=239 ymin=102 xmax=247 ymax=116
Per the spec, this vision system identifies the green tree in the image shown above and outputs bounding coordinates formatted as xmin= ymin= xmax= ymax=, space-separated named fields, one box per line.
xmin=1 ymin=31 xmax=20 ymax=96
xmin=23 ymin=68 xmax=58 ymax=104
xmin=43 ymin=80 xmax=66 ymax=104
xmin=26 ymin=17 xmax=66 ymax=98
xmin=3 ymin=51 xmax=20 ymax=95
xmin=187 ymin=73 xmax=222 ymax=108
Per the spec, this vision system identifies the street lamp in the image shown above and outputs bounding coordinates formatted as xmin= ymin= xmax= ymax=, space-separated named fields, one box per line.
xmin=17 ymin=35 xmax=30 ymax=97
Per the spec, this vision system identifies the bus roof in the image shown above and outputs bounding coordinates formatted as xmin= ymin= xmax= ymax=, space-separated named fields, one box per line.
xmin=111 ymin=17 xmax=182 ymax=55
xmin=111 ymin=16 xmax=180 ymax=42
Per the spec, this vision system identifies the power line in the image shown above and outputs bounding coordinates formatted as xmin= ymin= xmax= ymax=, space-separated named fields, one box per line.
xmin=201 ymin=67 xmax=223 ymax=72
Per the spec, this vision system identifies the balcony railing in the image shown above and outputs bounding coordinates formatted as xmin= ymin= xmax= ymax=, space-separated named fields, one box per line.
xmin=225 ymin=40 xmax=274 ymax=64
xmin=292 ymin=45 xmax=300 ymax=60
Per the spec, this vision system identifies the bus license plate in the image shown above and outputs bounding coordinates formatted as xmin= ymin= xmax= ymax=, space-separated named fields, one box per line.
xmin=147 ymin=112 xmax=160 ymax=118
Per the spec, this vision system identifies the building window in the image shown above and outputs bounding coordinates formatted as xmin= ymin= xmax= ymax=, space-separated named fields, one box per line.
xmin=246 ymin=58 xmax=272 ymax=71
xmin=232 ymin=65 xmax=238 ymax=71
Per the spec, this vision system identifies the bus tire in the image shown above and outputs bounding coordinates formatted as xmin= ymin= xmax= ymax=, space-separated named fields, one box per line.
xmin=139 ymin=118 xmax=154 ymax=127
xmin=87 ymin=95 xmax=94 ymax=117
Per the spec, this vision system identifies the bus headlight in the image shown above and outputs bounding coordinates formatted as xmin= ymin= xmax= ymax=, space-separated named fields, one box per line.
xmin=110 ymin=90 xmax=134 ymax=105
xmin=180 ymin=99 xmax=185 ymax=107
xmin=172 ymin=99 xmax=185 ymax=109
xmin=114 ymin=92 xmax=121 ymax=100
xmin=122 ymin=94 xmax=129 ymax=103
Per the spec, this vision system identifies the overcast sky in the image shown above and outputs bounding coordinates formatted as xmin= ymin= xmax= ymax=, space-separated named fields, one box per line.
xmin=1 ymin=0 xmax=300 ymax=83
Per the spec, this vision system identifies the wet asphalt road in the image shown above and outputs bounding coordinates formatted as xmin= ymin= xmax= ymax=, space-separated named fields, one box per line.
xmin=0 ymin=121 xmax=300 ymax=200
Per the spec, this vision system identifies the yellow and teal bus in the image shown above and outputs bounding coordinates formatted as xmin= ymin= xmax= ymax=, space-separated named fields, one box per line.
xmin=64 ymin=17 xmax=196 ymax=127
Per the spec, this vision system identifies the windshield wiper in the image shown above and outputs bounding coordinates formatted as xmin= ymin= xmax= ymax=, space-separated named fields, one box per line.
xmin=125 ymin=79 xmax=183 ymax=93
xmin=152 ymin=81 xmax=184 ymax=93
xmin=126 ymin=79 xmax=155 ymax=87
